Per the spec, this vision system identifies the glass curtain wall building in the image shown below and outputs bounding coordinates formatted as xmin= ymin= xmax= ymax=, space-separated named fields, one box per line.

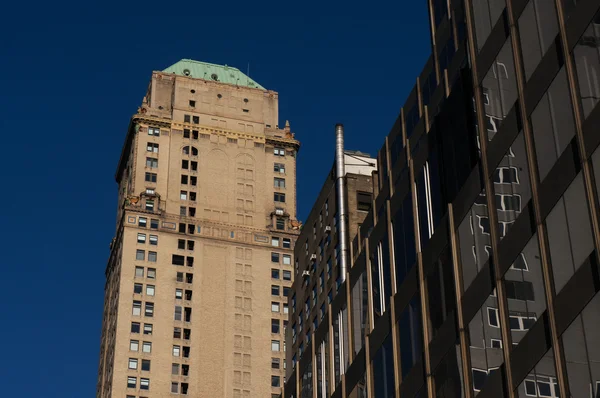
xmin=284 ymin=0 xmax=600 ymax=397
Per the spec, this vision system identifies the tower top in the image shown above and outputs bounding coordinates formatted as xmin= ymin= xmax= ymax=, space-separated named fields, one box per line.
xmin=162 ymin=59 xmax=265 ymax=90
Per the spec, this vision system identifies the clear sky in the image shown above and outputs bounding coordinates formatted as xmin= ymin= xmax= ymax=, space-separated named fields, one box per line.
xmin=0 ymin=1 xmax=431 ymax=396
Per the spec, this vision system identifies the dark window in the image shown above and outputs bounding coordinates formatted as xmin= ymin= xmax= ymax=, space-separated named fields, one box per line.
xmin=357 ymin=191 xmax=372 ymax=211
xmin=271 ymin=252 xmax=280 ymax=263
xmin=504 ymin=280 xmax=535 ymax=301
xmin=150 ymin=219 xmax=159 ymax=229
xmin=276 ymin=217 xmax=285 ymax=230
xmin=131 ymin=322 xmax=140 ymax=333
xmin=145 ymin=172 xmax=157 ymax=183
xmin=178 ymin=239 xmax=185 ymax=250
xmin=271 ymin=319 xmax=280 ymax=333
xmin=184 ymin=115 xmax=191 ymax=123
xmin=271 ymin=269 xmax=280 ymax=279
xmin=274 ymin=192 xmax=286 ymax=202
xmin=192 ymin=116 xmax=199 ymax=124
xmin=141 ymin=359 xmax=150 ymax=371
xmin=189 ymin=100 xmax=196 ymax=107
xmin=172 ymin=255 xmax=185 ymax=266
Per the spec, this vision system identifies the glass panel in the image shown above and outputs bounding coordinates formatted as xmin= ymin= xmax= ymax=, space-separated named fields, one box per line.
xmin=574 ymin=11 xmax=600 ymax=119
xmin=316 ymin=337 xmax=330 ymax=398
xmin=301 ymin=358 xmax=313 ymax=398
xmin=562 ymin=292 xmax=600 ymax=397
xmin=516 ymin=348 xmax=558 ymax=398
xmin=545 ymin=173 xmax=594 ymax=294
xmin=493 ymin=131 xmax=532 ymax=240
xmin=502 ymin=233 xmax=546 ymax=349
xmin=433 ymin=342 xmax=465 ymax=398
xmin=472 ymin=0 xmax=506 ymax=51
xmin=371 ymin=249 xmax=383 ymax=322
xmin=468 ymin=295 xmax=504 ymax=395
xmin=373 ymin=333 xmax=395 ymax=398
xmin=332 ymin=307 xmax=349 ymax=389
xmin=531 ymin=67 xmax=576 ymax=181
xmin=349 ymin=372 xmax=368 ymax=398
xmin=458 ymin=188 xmax=491 ymax=292
xmin=393 ymin=194 xmax=417 ymax=290
xmin=518 ymin=0 xmax=559 ymax=81
xmin=351 ymin=271 xmax=369 ymax=355
xmin=427 ymin=246 xmax=457 ymax=341
xmin=398 ymin=296 xmax=423 ymax=378
xmin=481 ymin=39 xmax=518 ymax=142
xmin=416 ymin=160 xmax=442 ymax=249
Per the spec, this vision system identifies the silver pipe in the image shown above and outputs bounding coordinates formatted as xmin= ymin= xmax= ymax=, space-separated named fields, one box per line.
xmin=335 ymin=123 xmax=349 ymax=283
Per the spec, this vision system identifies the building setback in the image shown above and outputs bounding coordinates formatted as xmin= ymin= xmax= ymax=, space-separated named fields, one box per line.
xmin=96 ymin=59 xmax=300 ymax=398
xmin=284 ymin=0 xmax=600 ymax=397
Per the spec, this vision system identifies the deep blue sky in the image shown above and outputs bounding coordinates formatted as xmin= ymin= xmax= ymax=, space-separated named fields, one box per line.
xmin=0 ymin=1 xmax=431 ymax=396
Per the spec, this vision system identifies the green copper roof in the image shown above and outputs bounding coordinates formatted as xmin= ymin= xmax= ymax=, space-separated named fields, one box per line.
xmin=163 ymin=59 xmax=265 ymax=90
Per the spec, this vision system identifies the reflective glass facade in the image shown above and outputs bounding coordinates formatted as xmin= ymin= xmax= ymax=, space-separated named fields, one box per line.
xmin=285 ymin=0 xmax=600 ymax=397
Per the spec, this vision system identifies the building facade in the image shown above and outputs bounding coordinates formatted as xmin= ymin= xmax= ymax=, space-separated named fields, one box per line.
xmin=96 ymin=59 xmax=300 ymax=398
xmin=284 ymin=0 xmax=600 ymax=397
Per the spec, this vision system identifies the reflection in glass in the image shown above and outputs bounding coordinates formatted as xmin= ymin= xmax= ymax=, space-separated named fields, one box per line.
xmin=428 ymin=246 xmax=457 ymax=341
xmin=301 ymin=358 xmax=313 ymax=398
xmin=349 ymin=373 xmax=368 ymax=398
xmin=398 ymin=296 xmax=423 ymax=378
xmin=458 ymin=188 xmax=491 ymax=292
xmin=562 ymin=293 xmax=600 ymax=397
xmin=373 ymin=334 xmax=395 ymax=398
xmin=481 ymin=39 xmax=518 ymax=142
xmin=531 ymin=67 xmax=576 ymax=181
xmin=516 ymin=348 xmax=558 ymax=398
xmin=472 ymin=0 xmax=506 ymax=51
xmin=333 ymin=307 xmax=349 ymax=389
xmin=502 ymin=233 xmax=546 ymax=349
xmin=316 ymin=336 xmax=330 ymax=398
xmin=574 ymin=11 xmax=600 ymax=118
xmin=352 ymin=271 xmax=369 ymax=356
xmin=468 ymin=295 xmax=504 ymax=395
xmin=393 ymin=195 xmax=417 ymax=290
xmin=433 ymin=343 xmax=464 ymax=398
xmin=518 ymin=0 xmax=559 ymax=80
xmin=545 ymin=173 xmax=594 ymax=293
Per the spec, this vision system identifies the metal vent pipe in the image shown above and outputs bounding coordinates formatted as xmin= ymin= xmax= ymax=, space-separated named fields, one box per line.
xmin=335 ymin=124 xmax=349 ymax=283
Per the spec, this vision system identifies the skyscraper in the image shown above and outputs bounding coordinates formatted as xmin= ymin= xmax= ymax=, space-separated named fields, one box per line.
xmin=285 ymin=1 xmax=600 ymax=397
xmin=96 ymin=59 xmax=300 ymax=398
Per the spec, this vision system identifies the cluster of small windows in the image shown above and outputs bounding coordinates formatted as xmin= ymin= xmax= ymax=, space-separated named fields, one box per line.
xmin=183 ymin=114 xmax=200 ymax=124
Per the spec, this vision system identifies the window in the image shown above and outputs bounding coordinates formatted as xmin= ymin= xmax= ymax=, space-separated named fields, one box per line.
xmin=283 ymin=270 xmax=291 ymax=281
xmin=175 ymin=289 xmax=183 ymax=299
xmin=496 ymin=194 xmax=521 ymax=212
xmin=276 ymin=217 xmax=285 ymax=230
xmin=271 ymin=340 xmax=280 ymax=351
xmin=137 ymin=233 xmax=146 ymax=244
xmin=282 ymin=254 xmax=291 ymax=265
xmin=487 ymin=307 xmax=499 ymax=327
xmin=173 ymin=255 xmax=185 ymax=266
xmin=146 ymin=285 xmax=155 ymax=296
xmin=142 ymin=341 xmax=152 ymax=353
xmin=182 ymin=159 xmax=189 ymax=169
xmin=134 ymin=283 xmax=143 ymax=294
xmin=127 ymin=377 xmax=137 ymax=389
xmin=171 ymin=383 xmax=179 ymax=394
xmin=491 ymin=339 xmax=502 ymax=349
xmin=472 ymin=369 xmax=487 ymax=391
xmin=271 ymin=252 xmax=280 ymax=263
xmin=144 ymin=302 xmax=154 ymax=317
xmin=128 ymin=358 xmax=138 ymax=370
xmin=271 ymin=237 xmax=280 ymax=247
xmin=136 ymin=250 xmax=145 ymax=261
xmin=181 ymin=191 xmax=188 ymax=200
xmin=192 ymin=116 xmax=199 ymax=124
xmin=172 ymin=364 xmax=180 ymax=375
xmin=138 ymin=217 xmax=147 ymax=228
xmin=146 ymin=157 xmax=158 ymax=168
xmin=130 ymin=340 xmax=139 ymax=351
xmin=148 ymin=252 xmax=157 ymax=262
xmin=493 ymin=167 xmax=519 ymax=184
xmin=181 ymin=175 xmax=188 ymax=185
xmin=283 ymin=238 xmax=291 ymax=249
xmin=504 ymin=280 xmax=534 ymax=301
xmin=271 ymin=285 xmax=280 ymax=296
xmin=189 ymin=100 xmax=196 ymax=107
xmin=274 ymin=178 xmax=285 ymax=188
xmin=148 ymin=127 xmax=160 ymax=136
xmin=283 ymin=287 xmax=291 ymax=297
xmin=132 ymin=301 xmax=142 ymax=316
xmin=146 ymin=142 xmax=159 ymax=153
xmin=274 ymin=192 xmax=286 ymax=202
xmin=145 ymin=172 xmax=157 ymax=183
xmin=173 ymin=345 xmax=181 ymax=357
xmin=283 ymin=303 xmax=289 ymax=314
xmin=143 ymin=324 xmax=153 ymax=335
xmin=357 ymin=191 xmax=372 ymax=211
xmin=184 ymin=115 xmax=191 ymax=123
xmin=141 ymin=359 xmax=150 ymax=371
xmin=509 ymin=314 xmax=536 ymax=331
xmin=271 ymin=269 xmax=280 ymax=279
xmin=131 ymin=322 xmax=140 ymax=333
xmin=272 ymin=319 xmax=280 ymax=333
xmin=147 ymin=268 xmax=156 ymax=279
xmin=150 ymin=219 xmax=159 ymax=229
xmin=512 ymin=254 xmax=528 ymax=270
xmin=274 ymin=147 xmax=285 ymax=156
xmin=140 ymin=378 xmax=149 ymax=390
xmin=274 ymin=163 xmax=285 ymax=173
xmin=175 ymin=306 xmax=182 ymax=321
xmin=271 ymin=357 xmax=281 ymax=369
xmin=271 ymin=376 xmax=281 ymax=387
xmin=149 ymin=235 xmax=158 ymax=245
xmin=271 ymin=302 xmax=280 ymax=312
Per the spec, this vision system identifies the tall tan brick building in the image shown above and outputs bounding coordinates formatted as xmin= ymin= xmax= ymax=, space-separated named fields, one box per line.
xmin=96 ymin=59 xmax=300 ymax=398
